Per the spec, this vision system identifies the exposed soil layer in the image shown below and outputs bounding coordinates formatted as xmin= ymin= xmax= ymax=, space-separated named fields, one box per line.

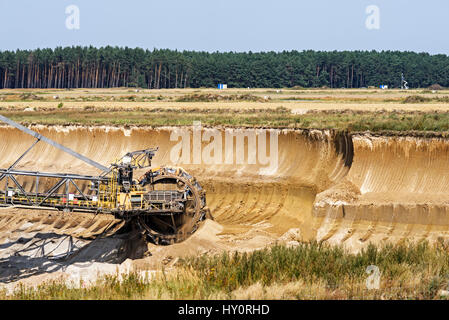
xmin=314 ymin=133 xmax=449 ymax=251
xmin=0 ymin=125 xmax=448 ymax=289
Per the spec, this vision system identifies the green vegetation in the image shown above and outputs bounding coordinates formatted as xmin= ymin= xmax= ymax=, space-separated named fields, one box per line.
xmin=2 ymin=241 xmax=449 ymax=300
xmin=402 ymin=95 xmax=449 ymax=103
xmin=3 ymin=92 xmax=449 ymax=104
xmin=182 ymin=241 xmax=449 ymax=293
xmin=2 ymin=108 xmax=449 ymax=132
xmin=176 ymin=93 xmax=268 ymax=102
xmin=1 ymin=47 xmax=449 ymax=89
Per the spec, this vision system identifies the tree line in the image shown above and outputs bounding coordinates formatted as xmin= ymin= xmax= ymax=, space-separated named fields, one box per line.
xmin=0 ymin=46 xmax=448 ymax=89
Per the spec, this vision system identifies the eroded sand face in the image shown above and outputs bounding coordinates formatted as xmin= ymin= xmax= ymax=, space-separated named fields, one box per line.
xmin=0 ymin=125 xmax=448 ymax=289
xmin=314 ymin=134 xmax=449 ymax=251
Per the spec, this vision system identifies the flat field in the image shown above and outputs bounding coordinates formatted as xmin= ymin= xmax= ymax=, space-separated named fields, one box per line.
xmin=1 ymin=87 xmax=449 ymax=131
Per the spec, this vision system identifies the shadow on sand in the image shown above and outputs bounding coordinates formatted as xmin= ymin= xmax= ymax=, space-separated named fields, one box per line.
xmin=0 ymin=230 xmax=147 ymax=284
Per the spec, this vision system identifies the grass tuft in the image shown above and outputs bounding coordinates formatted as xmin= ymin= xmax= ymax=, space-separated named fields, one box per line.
xmin=2 ymin=241 xmax=448 ymax=300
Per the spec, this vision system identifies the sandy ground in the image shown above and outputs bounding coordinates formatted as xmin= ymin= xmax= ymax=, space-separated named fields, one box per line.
xmin=2 ymin=101 xmax=449 ymax=112
xmin=0 ymin=211 xmax=286 ymax=293
xmin=2 ymin=87 xmax=449 ymax=112
xmin=1 ymin=124 xmax=449 ymax=292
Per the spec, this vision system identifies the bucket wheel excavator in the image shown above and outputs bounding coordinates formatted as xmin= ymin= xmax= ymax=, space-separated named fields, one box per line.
xmin=0 ymin=115 xmax=209 ymax=244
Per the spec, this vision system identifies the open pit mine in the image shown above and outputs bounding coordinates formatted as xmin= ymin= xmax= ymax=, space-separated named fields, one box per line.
xmin=0 ymin=122 xmax=449 ymax=286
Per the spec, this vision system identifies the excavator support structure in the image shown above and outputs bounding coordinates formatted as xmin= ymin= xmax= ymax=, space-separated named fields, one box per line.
xmin=0 ymin=115 xmax=208 ymax=244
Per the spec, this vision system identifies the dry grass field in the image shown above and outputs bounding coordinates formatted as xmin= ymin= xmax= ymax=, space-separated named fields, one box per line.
xmin=1 ymin=87 xmax=449 ymax=131
xmin=2 ymin=87 xmax=449 ymax=112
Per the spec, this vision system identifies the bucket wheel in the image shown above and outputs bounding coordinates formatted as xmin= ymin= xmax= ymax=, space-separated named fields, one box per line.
xmin=137 ymin=167 xmax=208 ymax=245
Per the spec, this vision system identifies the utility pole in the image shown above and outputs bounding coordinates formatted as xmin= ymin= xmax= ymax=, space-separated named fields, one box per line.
xmin=401 ymin=73 xmax=409 ymax=90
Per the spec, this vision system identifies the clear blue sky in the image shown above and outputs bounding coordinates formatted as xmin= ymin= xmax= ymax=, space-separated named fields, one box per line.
xmin=0 ymin=0 xmax=448 ymax=54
